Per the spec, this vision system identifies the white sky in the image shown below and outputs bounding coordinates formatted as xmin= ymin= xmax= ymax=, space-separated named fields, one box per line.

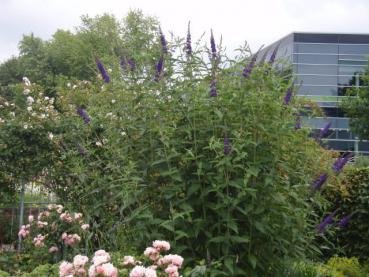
xmin=1 ymin=0 xmax=368 ymax=62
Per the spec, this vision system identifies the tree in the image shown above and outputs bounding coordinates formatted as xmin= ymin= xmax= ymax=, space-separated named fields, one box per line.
xmin=341 ymin=69 xmax=369 ymax=140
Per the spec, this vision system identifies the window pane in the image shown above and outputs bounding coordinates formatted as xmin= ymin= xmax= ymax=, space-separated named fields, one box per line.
xmin=339 ymin=54 xmax=368 ymax=61
xmin=338 ymin=65 xmax=366 ymax=75
xmin=297 ymin=85 xmax=337 ymax=96
xmin=338 ymin=59 xmax=369 ymax=66
xmin=294 ymin=54 xmax=338 ymax=64
xmin=296 ymin=75 xmax=337 ymax=85
xmin=296 ymin=43 xmax=338 ymax=54
xmin=339 ymin=44 xmax=369 ymax=54
xmin=296 ymin=64 xmax=337 ymax=74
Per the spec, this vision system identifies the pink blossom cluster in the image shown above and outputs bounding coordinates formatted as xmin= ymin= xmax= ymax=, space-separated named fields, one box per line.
xmin=47 ymin=204 xmax=64 ymax=213
xmin=37 ymin=220 xmax=48 ymax=228
xmin=60 ymin=212 xmax=74 ymax=223
xmin=127 ymin=240 xmax=183 ymax=277
xmin=18 ymin=224 xmax=30 ymax=238
xmin=33 ymin=234 xmax=46 ymax=248
xmin=87 ymin=250 xmax=118 ymax=277
xmin=38 ymin=210 xmax=50 ymax=220
xmin=62 ymin=232 xmax=81 ymax=246
xmin=59 ymin=255 xmax=89 ymax=277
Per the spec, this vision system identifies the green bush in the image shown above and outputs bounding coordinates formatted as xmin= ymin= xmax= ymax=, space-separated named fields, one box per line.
xmin=21 ymin=264 xmax=58 ymax=277
xmin=317 ymin=257 xmax=369 ymax=277
xmin=326 ymin=166 xmax=369 ymax=259
xmin=0 ymin=270 xmax=9 ymax=277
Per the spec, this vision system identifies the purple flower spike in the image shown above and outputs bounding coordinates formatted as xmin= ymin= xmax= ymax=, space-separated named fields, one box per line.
xmin=317 ymin=210 xmax=337 ymax=233
xmin=120 ymin=56 xmax=127 ymax=71
xmin=210 ymin=29 xmax=217 ymax=61
xmin=284 ymin=85 xmax=293 ymax=105
xmin=268 ymin=44 xmax=280 ymax=65
xmin=243 ymin=55 xmax=257 ymax=78
xmin=209 ymin=79 xmax=218 ymax=97
xmin=295 ymin=115 xmax=301 ymax=130
xmin=96 ymin=59 xmax=110 ymax=83
xmin=76 ymin=143 xmax=87 ymax=156
xmin=127 ymin=58 xmax=136 ymax=71
xmin=77 ymin=107 xmax=91 ymax=124
xmin=224 ymin=137 xmax=231 ymax=155
xmin=155 ymin=56 xmax=164 ymax=82
xmin=316 ymin=122 xmax=331 ymax=141
xmin=332 ymin=152 xmax=352 ymax=173
xmin=186 ymin=22 xmax=192 ymax=56
xmin=159 ymin=27 xmax=168 ymax=54
xmin=338 ymin=214 xmax=352 ymax=228
xmin=311 ymin=173 xmax=328 ymax=190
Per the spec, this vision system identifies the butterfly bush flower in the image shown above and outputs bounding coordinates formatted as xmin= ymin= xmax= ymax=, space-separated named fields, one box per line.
xmin=186 ymin=22 xmax=192 ymax=55
xmin=120 ymin=56 xmax=128 ymax=71
xmin=159 ymin=27 xmax=168 ymax=54
xmin=96 ymin=59 xmax=110 ymax=83
xmin=243 ymin=54 xmax=258 ymax=78
xmin=338 ymin=214 xmax=352 ymax=228
xmin=311 ymin=173 xmax=328 ymax=190
xmin=284 ymin=85 xmax=293 ymax=105
xmin=295 ymin=115 xmax=301 ymax=130
xmin=128 ymin=58 xmax=136 ymax=71
xmin=224 ymin=137 xmax=231 ymax=155
xmin=210 ymin=29 xmax=217 ymax=61
xmin=317 ymin=210 xmax=337 ymax=233
xmin=155 ymin=56 xmax=164 ymax=82
xmin=268 ymin=44 xmax=279 ymax=65
xmin=209 ymin=79 xmax=218 ymax=97
xmin=77 ymin=107 xmax=91 ymax=124
xmin=332 ymin=152 xmax=352 ymax=173
xmin=315 ymin=122 xmax=331 ymax=141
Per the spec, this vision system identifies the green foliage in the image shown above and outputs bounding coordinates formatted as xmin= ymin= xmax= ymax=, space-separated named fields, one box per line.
xmin=341 ymin=70 xmax=369 ymax=140
xmin=21 ymin=263 xmax=58 ymax=277
xmin=326 ymin=166 xmax=369 ymax=259
xmin=0 ymin=270 xmax=9 ymax=277
xmin=317 ymin=257 xmax=369 ymax=277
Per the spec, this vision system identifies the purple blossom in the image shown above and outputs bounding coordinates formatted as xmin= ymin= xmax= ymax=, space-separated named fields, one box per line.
xmin=120 ymin=56 xmax=127 ymax=71
xmin=209 ymin=79 xmax=218 ymax=97
xmin=154 ymin=56 xmax=164 ymax=82
xmin=224 ymin=137 xmax=231 ymax=155
xmin=268 ymin=44 xmax=280 ymax=65
xmin=315 ymin=122 xmax=331 ymax=141
xmin=243 ymin=54 xmax=257 ymax=78
xmin=186 ymin=22 xmax=192 ymax=56
xmin=295 ymin=115 xmax=301 ymax=130
xmin=317 ymin=210 xmax=337 ymax=233
xmin=159 ymin=27 xmax=168 ymax=54
xmin=210 ymin=30 xmax=217 ymax=61
xmin=283 ymin=85 xmax=293 ymax=105
xmin=127 ymin=58 xmax=136 ymax=71
xmin=311 ymin=173 xmax=328 ymax=190
xmin=96 ymin=59 xmax=110 ymax=83
xmin=332 ymin=152 xmax=352 ymax=173
xmin=77 ymin=107 xmax=91 ymax=124
xmin=338 ymin=214 xmax=352 ymax=228
xmin=76 ymin=143 xmax=87 ymax=156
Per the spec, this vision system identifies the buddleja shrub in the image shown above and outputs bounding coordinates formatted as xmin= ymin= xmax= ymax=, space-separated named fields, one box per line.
xmin=49 ymin=28 xmax=332 ymax=275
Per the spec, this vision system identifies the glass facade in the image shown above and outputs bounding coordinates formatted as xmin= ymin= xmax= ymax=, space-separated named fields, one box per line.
xmin=259 ymin=33 xmax=369 ymax=155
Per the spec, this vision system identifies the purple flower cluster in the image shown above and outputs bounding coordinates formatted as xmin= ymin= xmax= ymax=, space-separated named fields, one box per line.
xmin=295 ymin=115 xmax=301 ymax=130
xmin=186 ymin=22 xmax=192 ymax=56
xmin=159 ymin=27 xmax=168 ymax=54
xmin=243 ymin=54 xmax=257 ymax=78
xmin=283 ymin=85 xmax=293 ymax=105
xmin=77 ymin=107 xmax=91 ymax=124
xmin=155 ymin=56 xmax=164 ymax=82
xmin=315 ymin=122 xmax=331 ymax=141
xmin=120 ymin=56 xmax=136 ymax=72
xmin=311 ymin=173 xmax=328 ymax=190
xmin=317 ymin=210 xmax=337 ymax=233
xmin=224 ymin=137 xmax=231 ymax=155
xmin=210 ymin=30 xmax=217 ymax=61
xmin=96 ymin=59 xmax=110 ymax=83
xmin=268 ymin=44 xmax=279 ymax=65
xmin=209 ymin=79 xmax=217 ymax=97
xmin=338 ymin=214 xmax=352 ymax=228
xmin=332 ymin=152 xmax=352 ymax=173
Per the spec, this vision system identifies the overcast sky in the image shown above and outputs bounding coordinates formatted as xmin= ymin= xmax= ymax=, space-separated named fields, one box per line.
xmin=1 ymin=0 xmax=368 ymax=62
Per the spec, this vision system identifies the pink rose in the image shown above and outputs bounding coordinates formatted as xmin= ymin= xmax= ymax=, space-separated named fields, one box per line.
xmin=28 ymin=215 xmax=34 ymax=223
xmin=130 ymin=265 xmax=146 ymax=277
xmin=152 ymin=240 xmax=170 ymax=252
xmin=122 ymin=255 xmax=135 ymax=266
xmin=59 ymin=261 xmax=74 ymax=277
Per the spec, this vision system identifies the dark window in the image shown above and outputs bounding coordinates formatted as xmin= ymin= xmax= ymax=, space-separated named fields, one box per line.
xmin=359 ymin=141 xmax=369 ymax=152
xmin=338 ymin=59 xmax=369 ymax=66
xmin=296 ymin=64 xmax=337 ymax=75
xmin=297 ymin=85 xmax=337 ymax=96
xmin=337 ymin=130 xmax=351 ymax=139
xmin=339 ymin=44 xmax=369 ymax=54
xmin=322 ymin=107 xmax=345 ymax=117
xmin=338 ymin=65 xmax=366 ymax=75
xmin=297 ymin=75 xmax=338 ymax=85
xmin=326 ymin=140 xmax=355 ymax=152
xmin=294 ymin=54 xmax=338 ymax=64
xmin=338 ymin=75 xmax=365 ymax=87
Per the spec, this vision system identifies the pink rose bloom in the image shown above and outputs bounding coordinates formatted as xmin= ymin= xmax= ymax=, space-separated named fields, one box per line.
xmin=76 ymin=267 xmax=87 ymax=276
xmin=153 ymin=240 xmax=170 ymax=252
xmin=94 ymin=249 xmax=109 ymax=257
xmin=122 ymin=255 xmax=135 ymax=266
xmin=56 ymin=205 xmax=64 ymax=213
xmin=59 ymin=261 xmax=74 ymax=277
xmin=73 ymin=234 xmax=81 ymax=242
xmin=88 ymin=265 xmax=96 ymax=277
xmin=145 ymin=268 xmax=157 ymax=277
xmin=62 ymin=232 xmax=67 ymax=239
xmin=33 ymin=234 xmax=45 ymax=248
xmin=49 ymin=246 xmax=59 ymax=253
xmin=73 ymin=254 xmax=89 ymax=268
xmin=18 ymin=225 xmax=29 ymax=238
xmin=81 ymin=224 xmax=90 ymax=230
xmin=165 ymin=265 xmax=179 ymax=277
xmin=101 ymin=263 xmax=118 ymax=277
xmin=93 ymin=255 xmax=110 ymax=266
xmin=96 ymin=265 xmax=104 ymax=274
xmin=37 ymin=221 xmax=48 ymax=228
xmin=28 ymin=215 xmax=34 ymax=223
xmin=74 ymin=213 xmax=83 ymax=221
xmin=163 ymin=254 xmax=184 ymax=268
xmin=143 ymin=247 xmax=159 ymax=261
xmin=129 ymin=265 xmax=146 ymax=277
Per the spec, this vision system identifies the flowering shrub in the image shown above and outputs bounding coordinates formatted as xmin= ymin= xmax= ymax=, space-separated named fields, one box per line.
xmin=18 ymin=204 xmax=89 ymax=261
xmin=59 ymin=240 xmax=183 ymax=277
